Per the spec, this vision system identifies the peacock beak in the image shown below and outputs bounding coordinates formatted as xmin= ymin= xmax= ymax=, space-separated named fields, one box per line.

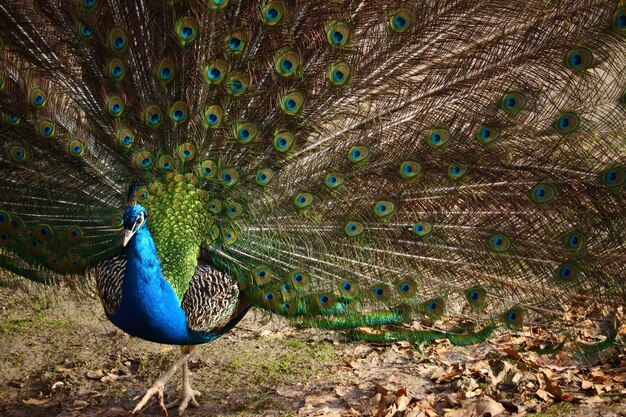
xmin=122 ymin=228 xmax=135 ymax=247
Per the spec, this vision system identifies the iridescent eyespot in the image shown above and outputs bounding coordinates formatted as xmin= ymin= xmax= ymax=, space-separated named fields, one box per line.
xmin=35 ymin=223 xmax=54 ymax=241
xmin=29 ymin=87 xmax=47 ymax=108
xmin=423 ymin=298 xmax=445 ymax=318
xmin=500 ymin=92 xmax=527 ymax=116
xmin=476 ymin=126 xmax=500 ymax=145
xmin=565 ymin=47 xmax=593 ymax=71
xmin=134 ymin=150 xmax=154 ymax=170
xmin=67 ymin=140 xmax=85 ymax=157
xmin=371 ymin=284 xmax=391 ymax=302
xmin=226 ymin=201 xmax=243 ymax=219
xmin=448 ymin=163 xmax=467 ymax=180
xmin=344 ymin=221 xmax=364 ymax=237
xmin=116 ymin=127 xmax=135 ymax=149
xmin=76 ymin=21 xmax=94 ymax=40
xmin=157 ymin=155 xmax=175 ymax=171
xmin=225 ymin=31 xmax=247 ymax=53
xmin=256 ymin=168 xmax=274 ymax=186
xmin=5 ymin=112 xmax=21 ymax=126
xmin=177 ymin=143 xmax=197 ymax=161
xmin=464 ymin=286 xmax=487 ymax=310
xmin=273 ymin=130 xmax=295 ymax=152
xmin=106 ymin=95 xmax=125 ymax=117
xmin=209 ymin=0 xmax=229 ymax=10
xmin=9 ymin=145 xmax=27 ymax=162
xmin=107 ymin=58 xmax=126 ymax=80
xmin=327 ymin=62 xmax=351 ymax=86
xmin=144 ymin=104 xmax=164 ymax=128
xmin=562 ymin=230 xmax=587 ymax=254
xmin=198 ymin=160 xmax=217 ymax=179
xmin=399 ymin=160 xmax=421 ymax=179
xmin=488 ymin=233 xmax=511 ymax=253
xmin=108 ymin=27 xmax=128 ymax=53
xmin=112 ymin=210 xmax=124 ymax=228
xmin=0 ymin=210 xmax=10 ymax=230
xmin=220 ymin=168 xmax=239 ymax=187
xmin=294 ymin=192 xmax=314 ymax=209
xmin=553 ymin=111 xmax=580 ymax=135
xmin=156 ymin=58 xmax=175 ymax=84
xmin=134 ymin=186 xmax=149 ymax=202
xmin=389 ymin=8 xmax=412 ymax=32
xmin=208 ymin=198 xmax=223 ymax=214
xmin=222 ymin=228 xmax=238 ymax=245
xmin=528 ymin=183 xmax=557 ymax=206
xmin=373 ymin=200 xmax=395 ymax=218
xmin=175 ymin=16 xmax=199 ymax=45
xmin=338 ymin=280 xmax=358 ymax=298
xmin=411 ymin=221 xmax=432 ymax=238
xmin=427 ymin=127 xmax=450 ymax=148
xmin=253 ymin=265 xmax=272 ymax=285
xmin=316 ymin=293 xmax=336 ymax=309
xmin=80 ymin=0 xmax=98 ymax=10
xmin=37 ymin=118 xmax=56 ymax=138
xmin=600 ymin=166 xmax=625 ymax=190
xmin=613 ymin=7 xmax=626 ymax=34
xmin=202 ymin=104 xmax=224 ymax=129
xmin=274 ymin=49 xmax=300 ymax=77
xmin=234 ymin=122 xmax=259 ymax=144
xmin=169 ymin=101 xmax=189 ymax=126
xmin=325 ymin=20 xmax=350 ymax=47
xmin=225 ymin=72 xmax=250 ymax=95
xmin=203 ymin=59 xmax=229 ymax=85
xmin=324 ymin=172 xmax=344 ymax=189
xmin=280 ymin=90 xmax=304 ymax=115
xmin=396 ymin=279 xmax=417 ymax=298
xmin=502 ymin=307 xmax=524 ymax=329
xmin=290 ymin=271 xmax=309 ymax=289
xmin=556 ymin=263 xmax=579 ymax=283
xmin=261 ymin=1 xmax=285 ymax=26
xmin=347 ymin=145 xmax=370 ymax=164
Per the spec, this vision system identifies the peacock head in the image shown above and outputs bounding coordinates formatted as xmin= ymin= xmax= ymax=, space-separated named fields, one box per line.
xmin=122 ymin=182 xmax=148 ymax=247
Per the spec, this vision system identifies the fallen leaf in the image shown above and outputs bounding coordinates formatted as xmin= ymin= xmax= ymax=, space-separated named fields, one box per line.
xmin=542 ymin=371 xmax=564 ymax=400
xmin=86 ymin=370 xmax=104 ymax=380
xmin=72 ymin=400 xmax=89 ymax=410
xmin=22 ymin=397 xmax=50 ymax=406
xmin=459 ymin=396 xmax=505 ymax=417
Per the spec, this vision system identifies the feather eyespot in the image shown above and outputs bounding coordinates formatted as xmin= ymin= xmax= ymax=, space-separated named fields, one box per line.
xmin=328 ymin=62 xmax=351 ymax=86
xmin=261 ymin=1 xmax=285 ymax=25
xmin=601 ymin=166 xmax=625 ymax=190
xmin=273 ymin=130 xmax=295 ymax=152
xmin=389 ymin=9 xmax=412 ymax=32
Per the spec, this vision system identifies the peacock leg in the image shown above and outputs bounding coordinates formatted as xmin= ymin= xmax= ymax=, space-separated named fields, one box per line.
xmin=131 ymin=345 xmax=195 ymax=416
xmin=165 ymin=345 xmax=201 ymax=415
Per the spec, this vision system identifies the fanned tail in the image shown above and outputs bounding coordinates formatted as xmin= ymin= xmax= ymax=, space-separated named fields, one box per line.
xmin=0 ymin=0 xmax=624 ymax=349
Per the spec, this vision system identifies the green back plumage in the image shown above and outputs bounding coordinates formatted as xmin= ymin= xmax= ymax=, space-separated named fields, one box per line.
xmin=0 ymin=0 xmax=625 ymax=349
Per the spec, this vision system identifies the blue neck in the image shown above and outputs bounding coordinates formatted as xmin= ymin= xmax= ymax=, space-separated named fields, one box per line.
xmin=109 ymin=224 xmax=209 ymax=345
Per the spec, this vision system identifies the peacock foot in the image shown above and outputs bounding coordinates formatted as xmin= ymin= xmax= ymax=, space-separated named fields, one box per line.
xmin=165 ymin=346 xmax=201 ymax=415
xmin=132 ymin=380 xmax=167 ymax=416
xmin=131 ymin=345 xmax=197 ymax=416
xmin=165 ymin=388 xmax=201 ymax=415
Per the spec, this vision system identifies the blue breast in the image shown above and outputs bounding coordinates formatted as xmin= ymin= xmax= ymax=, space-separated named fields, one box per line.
xmin=108 ymin=226 xmax=217 ymax=345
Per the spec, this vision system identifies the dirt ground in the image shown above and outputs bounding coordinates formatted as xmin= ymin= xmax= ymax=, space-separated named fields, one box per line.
xmin=0 ymin=287 xmax=624 ymax=417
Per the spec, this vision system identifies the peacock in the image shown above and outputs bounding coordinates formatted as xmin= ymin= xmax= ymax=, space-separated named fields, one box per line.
xmin=0 ymin=0 xmax=625 ymax=414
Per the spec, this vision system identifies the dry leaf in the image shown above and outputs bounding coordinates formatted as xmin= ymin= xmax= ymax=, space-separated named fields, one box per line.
xmin=72 ymin=400 xmax=89 ymax=410
xmin=86 ymin=369 xmax=104 ymax=380
xmin=542 ymin=371 xmax=563 ymax=400
xmin=22 ymin=397 xmax=50 ymax=406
